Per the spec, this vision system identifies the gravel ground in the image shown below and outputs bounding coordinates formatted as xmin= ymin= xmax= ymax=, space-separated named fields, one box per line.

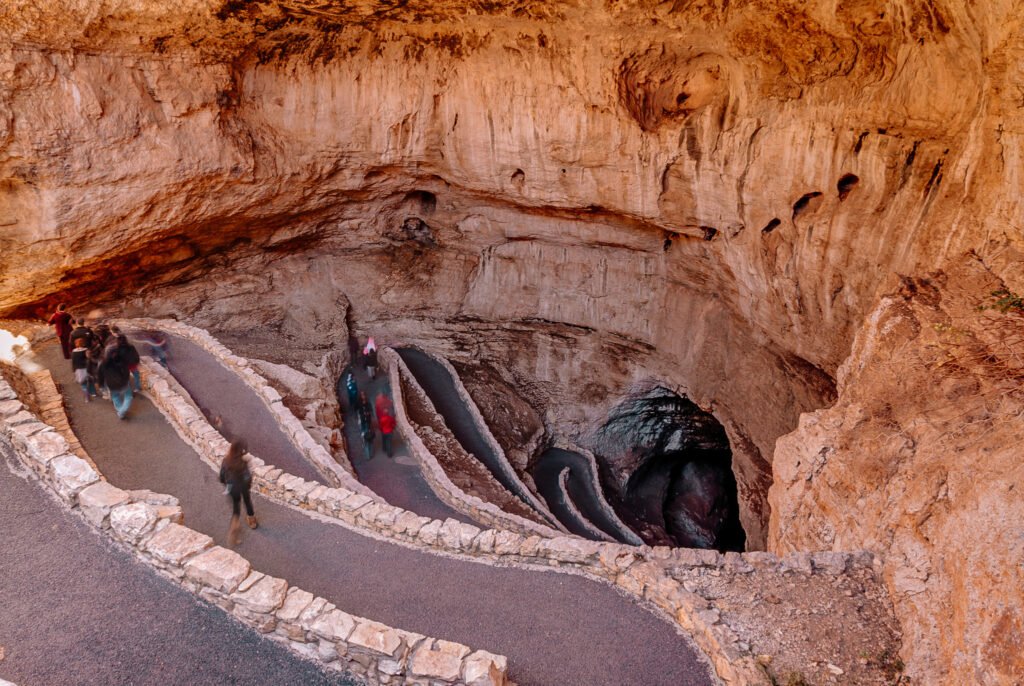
xmin=35 ymin=339 xmax=715 ymax=686
xmin=0 ymin=442 xmax=356 ymax=686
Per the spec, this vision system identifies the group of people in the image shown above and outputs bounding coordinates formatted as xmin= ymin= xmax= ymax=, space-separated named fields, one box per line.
xmin=50 ymin=305 xmax=144 ymax=420
xmin=51 ymin=304 xmax=255 ymax=546
xmin=344 ymin=335 xmax=395 ymax=460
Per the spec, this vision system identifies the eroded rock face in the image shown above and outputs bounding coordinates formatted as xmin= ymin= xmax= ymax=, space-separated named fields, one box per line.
xmin=770 ymin=255 xmax=1024 ymax=686
xmin=2 ymin=3 xmax=1024 ymax=682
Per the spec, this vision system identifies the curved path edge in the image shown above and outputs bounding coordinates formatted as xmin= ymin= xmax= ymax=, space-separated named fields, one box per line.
xmin=383 ymin=347 xmax=563 ymax=538
xmin=396 ymin=346 xmax=562 ymax=528
xmin=550 ymin=440 xmax=645 ymax=546
xmin=97 ymin=319 xmax=884 ymax=686
xmin=557 ymin=466 xmax=616 ymax=542
xmin=112 ymin=318 xmax=373 ymax=498
xmin=0 ymin=368 xmax=510 ymax=686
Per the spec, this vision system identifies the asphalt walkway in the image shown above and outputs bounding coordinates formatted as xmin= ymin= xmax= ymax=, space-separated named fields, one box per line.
xmin=163 ymin=334 xmax=325 ymax=484
xmin=0 ymin=441 xmax=353 ymax=686
xmin=335 ymin=362 xmax=470 ymax=525
xmin=533 ymin=448 xmax=638 ymax=544
xmin=36 ymin=339 xmax=714 ymax=686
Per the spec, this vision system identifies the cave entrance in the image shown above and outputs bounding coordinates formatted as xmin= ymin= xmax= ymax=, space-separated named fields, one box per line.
xmin=595 ymin=387 xmax=745 ymax=552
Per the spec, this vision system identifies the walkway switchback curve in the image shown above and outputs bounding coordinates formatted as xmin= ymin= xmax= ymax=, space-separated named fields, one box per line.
xmin=0 ymin=442 xmax=353 ymax=686
xmin=395 ymin=348 xmax=554 ymax=522
xmin=334 ymin=362 xmax=470 ymax=524
xmin=532 ymin=447 xmax=640 ymax=544
xmin=35 ymin=339 xmax=716 ymax=686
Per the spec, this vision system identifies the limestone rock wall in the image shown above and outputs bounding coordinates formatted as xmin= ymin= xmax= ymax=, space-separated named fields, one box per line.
xmin=770 ymin=253 xmax=1024 ymax=686
xmin=3 ymin=3 xmax=1024 ymax=682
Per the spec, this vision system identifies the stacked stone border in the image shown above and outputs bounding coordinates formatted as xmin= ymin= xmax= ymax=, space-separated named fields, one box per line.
xmin=110 ymin=318 xmax=374 ymax=499
xmin=383 ymin=347 xmax=563 ymax=538
xmin=555 ymin=466 xmax=615 ymax=542
xmin=395 ymin=346 xmax=561 ymax=527
xmin=549 ymin=438 xmax=644 ymax=545
xmin=0 ymin=373 xmax=509 ymax=686
xmin=111 ymin=319 xmax=886 ymax=686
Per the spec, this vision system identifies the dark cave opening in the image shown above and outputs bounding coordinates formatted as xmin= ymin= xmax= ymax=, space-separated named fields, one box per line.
xmin=595 ymin=386 xmax=746 ymax=552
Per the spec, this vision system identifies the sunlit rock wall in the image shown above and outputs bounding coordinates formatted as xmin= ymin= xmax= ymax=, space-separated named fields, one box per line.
xmin=2 ymin=2 xmax=1024 ymax=682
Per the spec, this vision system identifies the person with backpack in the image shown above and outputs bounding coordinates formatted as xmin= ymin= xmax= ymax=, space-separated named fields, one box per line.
xmin=48 ymin=304 xmax=74 ymax=359
xmin=219 ymin=440 xmax=258 ymax=546
xmin=97 ymin=335 xmax=134 ymax=419
xmin=70 ymin=337 xmax=93 ymax=401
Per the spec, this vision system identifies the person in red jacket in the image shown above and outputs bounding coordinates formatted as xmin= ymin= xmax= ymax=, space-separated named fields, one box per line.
xmin=48 ymin=304 xmax=74 ymax=359
xmin=379 ymin=410 xmax=396 ymax=458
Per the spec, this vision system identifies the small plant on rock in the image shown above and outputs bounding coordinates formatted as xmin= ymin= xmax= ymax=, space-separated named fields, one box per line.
xmin=979 ymin=288 xmax=1024 ymax=314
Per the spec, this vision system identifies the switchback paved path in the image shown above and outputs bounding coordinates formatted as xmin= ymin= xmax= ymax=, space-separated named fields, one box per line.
xmin=533 ymin=447 xmax=637 ymax=544
xmin=336 ymin=361 xmax=469 ymax=524
xmin=37 ymin=340 xmax=715 ymax=686
xmin=0 ymin=442 xmax=354 ymax=686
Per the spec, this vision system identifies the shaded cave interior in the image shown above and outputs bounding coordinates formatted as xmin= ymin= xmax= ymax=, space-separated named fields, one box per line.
xmin=594 ymin=387 xmax=745 ymax=551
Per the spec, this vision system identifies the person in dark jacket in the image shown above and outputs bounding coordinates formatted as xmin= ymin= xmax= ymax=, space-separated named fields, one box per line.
xmin=92 ymin=323 xmax=112 ymax=349
xmin=48 ymin=304 xmax=74 ymax=359
xmin=357 ymin=390 xmax=375 ymax=459
xmin=98 ymin=335 xmax=134 ymax=419
xmin=70 ymin=337 xmax=93 ymax=400
xmin=344 ymin=370 xmax=358 ymax=408
xmin=363 ymin=337 xmax=378 ymax=379
xmin=119 ymin=336 xmax=142 ymax=391
xmin=219 ymin=440 xmax=257 ymax=546
xmin=69 ymin=319 xmax=94 ymax=349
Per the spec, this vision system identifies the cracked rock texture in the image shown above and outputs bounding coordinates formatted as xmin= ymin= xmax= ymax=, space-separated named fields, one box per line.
xmin=2 ymin=2 xmax=1024 ymax=684
xmin=771 ymin=255 xmax=1024 ymax=686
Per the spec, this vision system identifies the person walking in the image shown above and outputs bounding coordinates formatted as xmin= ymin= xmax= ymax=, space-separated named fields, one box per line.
xmin=357 ymin=390 xmax=375 ymax=459
xmin=374 ymin=391 xmax=393 ymax=420
xmin=118 ymin=335 xmax=142 ymax=391
xmin=344 ymin=370 xmax=358 ymax=408
xmin=86 ymin=342 xmax=104 ymax=400
xmin=48 ymin=304 xmax=74 ymax=359
xmin=97 ymin=335 xmax=134 ymax=419
xmin=379 ymin=409 xmax=395 ymax=458
xmin=69 ymin=319 xmax=94 ymax=349
xmin=219 ymin=440 xmax=258 ymax=546
xmin=70 ymin=338 xmax=93 ymax=401
xmin=363 ymin=337 xmax=378 ymax=379
xmin=136 ymin=330 xmax=168 ymax=367
xmin=92 ymin=322 xmax=112 ymax=349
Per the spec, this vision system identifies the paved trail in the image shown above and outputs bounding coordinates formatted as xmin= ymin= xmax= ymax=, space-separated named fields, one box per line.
xmin=533 ymin=447 xmax=638 ymax=544
xmin=336 ymin=361 xmax=469 ymax=524
xmin=36 ymin=340 xmax=714 ymax=686
xmin=0 ymin=442 xmax=354 ymax=686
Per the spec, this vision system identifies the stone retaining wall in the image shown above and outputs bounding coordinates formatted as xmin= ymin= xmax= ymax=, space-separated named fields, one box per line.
xmin=119 ymin=319 xmax=896 ymax=686
xmin=550 ymin=438 xmax=644 ymax=546
xmin=402 ymin=346 xmax=560 ymax=526
xmin=383 ymin=348 xmax=563 ymax=538
xmin=555 ymin=466 xmax=616 ymax=542
xmin=111 ymin=318 xmax=372 ymax=498
xmin=0 ymin=373 xmax=508 ymax=686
